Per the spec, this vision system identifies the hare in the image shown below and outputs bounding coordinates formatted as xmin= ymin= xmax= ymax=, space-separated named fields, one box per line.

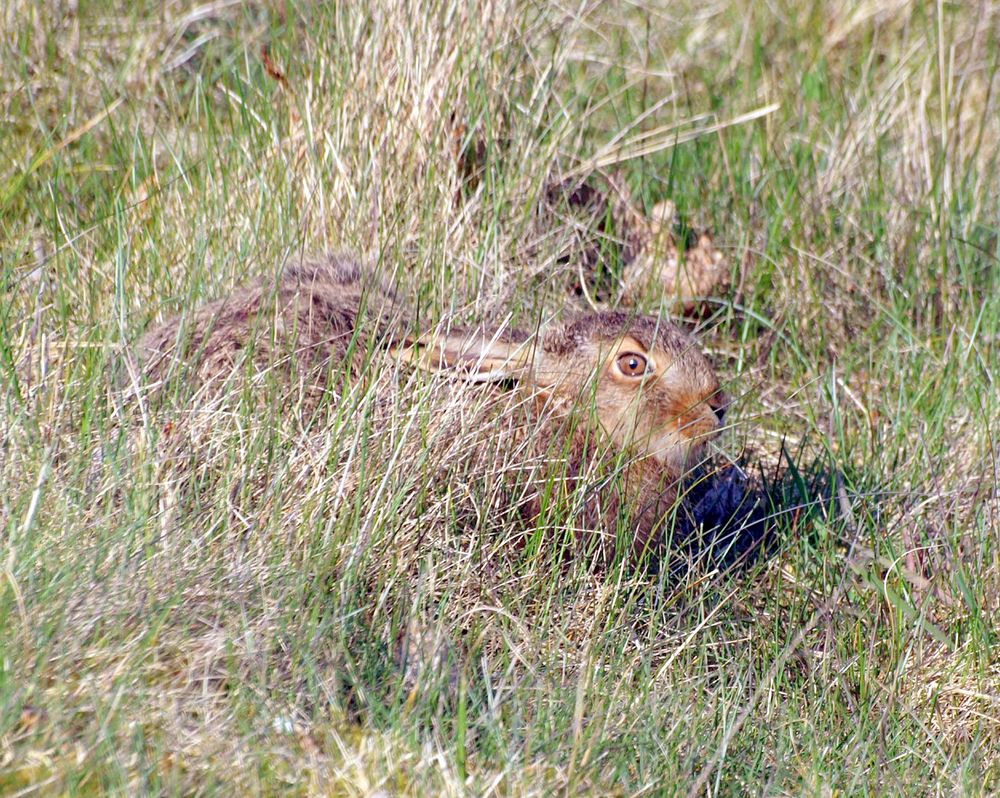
xmin=136 ymin=252 xmax=731 ymax=565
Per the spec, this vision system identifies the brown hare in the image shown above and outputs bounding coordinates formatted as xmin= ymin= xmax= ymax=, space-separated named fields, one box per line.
xmin=137 ymin=252 xmax=732 ymax=565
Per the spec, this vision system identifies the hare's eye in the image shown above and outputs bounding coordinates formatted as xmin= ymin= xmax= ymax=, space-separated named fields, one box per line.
xmin=616 ymin=352 xmax=649 ymax=377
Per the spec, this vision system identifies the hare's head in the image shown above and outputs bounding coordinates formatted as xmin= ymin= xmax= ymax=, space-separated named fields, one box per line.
xmin=396 ymin=312 xmax=727 ymax=474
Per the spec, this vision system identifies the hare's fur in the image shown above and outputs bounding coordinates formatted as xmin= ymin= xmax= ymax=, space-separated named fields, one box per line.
xmin=137 ymin=252 xmax=727 ymax=562
xmin=139 ymin=254 xmax=403 ymax=401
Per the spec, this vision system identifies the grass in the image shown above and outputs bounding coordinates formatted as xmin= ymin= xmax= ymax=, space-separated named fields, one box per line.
xmin=2 ymin=0 xmax=998 ymax=795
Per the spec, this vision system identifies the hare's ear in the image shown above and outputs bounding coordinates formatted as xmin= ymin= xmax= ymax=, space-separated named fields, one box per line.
xmin=393 ymin=329 xmax=534 ymax=383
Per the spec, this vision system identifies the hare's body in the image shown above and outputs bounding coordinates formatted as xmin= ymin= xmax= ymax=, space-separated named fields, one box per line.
xmin=510 ymin=412 xmax=697 ymax=562
xmin=138 ymin=254 xmax=403 ymax=402
xmin=138 ymin=253 xmax=728 ymax=562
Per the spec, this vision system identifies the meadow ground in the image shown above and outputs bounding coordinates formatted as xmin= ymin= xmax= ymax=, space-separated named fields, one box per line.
xmin=2 ymin=1 xmax=998 ymax=795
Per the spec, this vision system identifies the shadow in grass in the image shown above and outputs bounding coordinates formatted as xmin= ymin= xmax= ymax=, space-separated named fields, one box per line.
xmin=661 ymin=442 xmax=839 ymax=578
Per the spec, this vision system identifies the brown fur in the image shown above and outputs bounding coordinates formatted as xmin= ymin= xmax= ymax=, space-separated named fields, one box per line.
xmin=540 ymin=314 xmax=725 ymax=561
xmin=137 ymin=253 xmax=405 ymax=405
xmin=138 ymin=253 xmax=725 ymax=564
xmin=512 ymin=410 xmax=704 ymax=564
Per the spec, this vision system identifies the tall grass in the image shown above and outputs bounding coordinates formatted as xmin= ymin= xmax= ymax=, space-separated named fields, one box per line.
xmin=2 ymin=1 xmax=998 ymax=795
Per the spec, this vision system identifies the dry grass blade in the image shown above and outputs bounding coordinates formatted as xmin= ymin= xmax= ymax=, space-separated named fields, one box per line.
xmin=569 ymin=104 xmax=781 ymax=177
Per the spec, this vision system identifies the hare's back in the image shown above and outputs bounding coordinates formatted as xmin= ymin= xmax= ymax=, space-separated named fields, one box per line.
xmin=137 ymin=253 xmax=400 ymax=391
